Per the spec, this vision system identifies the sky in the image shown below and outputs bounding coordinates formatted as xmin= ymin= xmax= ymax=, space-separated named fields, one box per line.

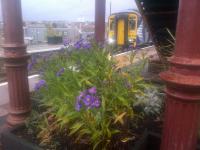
xmin=0 ymin=0 xmax=138 ymax=21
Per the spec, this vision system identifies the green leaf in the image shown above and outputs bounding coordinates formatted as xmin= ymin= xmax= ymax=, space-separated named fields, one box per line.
xmin=121 ymin=136 xmax=135 ymax=143
xmin=93 ymin=139 xmax=103 ymax=150
xmin=69 ymin=122 xmax=84 ymax=136
xmin=114 ymin=112 xmax=127 ymax=125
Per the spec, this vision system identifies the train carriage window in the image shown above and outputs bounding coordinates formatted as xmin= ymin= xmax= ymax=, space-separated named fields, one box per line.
xmin=110 ymin=19 xmax=115 ymax=31
xmin=129 ymin=18 xmax=136 ymax=30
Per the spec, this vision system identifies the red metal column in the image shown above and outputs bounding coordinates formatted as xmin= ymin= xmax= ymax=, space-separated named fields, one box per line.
xmin=1 ymin=0 xmax=31 ymax=126
xmin=160 ymin=0 xmax=200 ymax=150
xmin=95 ymin=0 xmax=106 ymax=43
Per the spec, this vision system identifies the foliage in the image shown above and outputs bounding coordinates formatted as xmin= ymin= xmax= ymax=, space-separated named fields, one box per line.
xmin=156 ymin=28 xmax=175 ymax=66
xmin=134 ymin=87 xmax=164 ymax=117
xmin=30 ymin=42 xmax=158 ymax=150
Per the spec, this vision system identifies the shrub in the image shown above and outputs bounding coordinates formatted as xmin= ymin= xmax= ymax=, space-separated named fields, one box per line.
xmin=31 ymin=42 xmax=155 ymax=149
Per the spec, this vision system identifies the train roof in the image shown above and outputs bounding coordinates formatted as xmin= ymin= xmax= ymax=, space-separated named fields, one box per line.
xmin=136 ymin=0 xmax=179 ymax=50
xmin=110 ymin=9 xmax=141 ymax=17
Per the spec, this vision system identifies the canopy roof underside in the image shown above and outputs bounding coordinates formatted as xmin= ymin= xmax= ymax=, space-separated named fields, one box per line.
xmin=136 ymin=0 xmax=179 ymax=51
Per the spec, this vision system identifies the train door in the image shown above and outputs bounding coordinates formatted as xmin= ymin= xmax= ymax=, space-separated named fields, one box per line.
xmin=128 ymin=14 xmax=137 ymax=47
xmin=117 ymin=19 xmax=125 ymax=45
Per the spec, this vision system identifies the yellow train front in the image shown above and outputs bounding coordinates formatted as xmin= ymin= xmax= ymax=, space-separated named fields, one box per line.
xmin=108 ymin=12 xmax=139 ymax=47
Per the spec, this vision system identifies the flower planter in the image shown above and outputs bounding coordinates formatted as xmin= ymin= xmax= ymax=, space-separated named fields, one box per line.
xmin=133 ymin=131 xmax=161 ymax=150
xmin=1 ymin=47 xmax=166 ymax=150
xmin=1 ymin=125 xmax=90 ymax=150
xmin=2 ymin=126 xmax=42 ymax=150
xmin=2 ymin=125 xmax=152 ymax=150
xmin=1 ymin=100 xmax=164 ymax=150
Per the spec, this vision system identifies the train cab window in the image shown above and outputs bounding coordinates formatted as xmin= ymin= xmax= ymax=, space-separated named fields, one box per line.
xmin=129 ymin=18 xmax=136 ymax=31
xmin=110 ymin=19 xmax=115 ymax=31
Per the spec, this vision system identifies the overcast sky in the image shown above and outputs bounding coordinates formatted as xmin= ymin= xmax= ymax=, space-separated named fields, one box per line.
xmin=0 ymin=0 xmax=138 ymax=21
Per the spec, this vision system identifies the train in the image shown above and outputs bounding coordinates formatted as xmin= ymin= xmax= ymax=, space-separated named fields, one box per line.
xmin=107 ymin=10 xmax=151 ymax=47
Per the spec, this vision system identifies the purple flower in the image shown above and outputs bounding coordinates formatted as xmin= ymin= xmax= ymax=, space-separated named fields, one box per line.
xmin=75 ymin=92 xmax=85 ymax=111
xmin=75 ymin=88 xmax=101 ymax=111
xmin=74 ymin=42 xmax=81 ymax=49
xmin=83 ymin=95 xmax=94 ymax=106
xmin=88 ymin=87 xmax=97 ymax=94
xmin=56 ymin=68 xmax=65 ymax=77
xmin=63 ymin=39 xmax=70 ymax=46
xmin=34 ymin=80 xmax=46 ymax=91
xmin=75 ymin=41 xmax=83 ymax=49
xmin=75 ymin=101 xmax=82 ymax=111
xmin=77 ymin=92 xmax=85 ymax=101
xmin=91 ymin=98 xmax=101 ymax=108
xmin=128 ymin=45 xmax=134 ymax=50
xmin=83 ymin=43 xmax=91 ymax=49
xmin=74 ymin=39 xmax=90 ymax=49
xmin=28 ymin=56 xmax=37 ymax=71
xmin=76 ymin=39 xmax=82 ymax=44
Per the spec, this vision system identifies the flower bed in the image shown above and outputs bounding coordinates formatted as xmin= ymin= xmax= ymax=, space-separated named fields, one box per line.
xmin=3 ymin=41 xmax=164 ymax=150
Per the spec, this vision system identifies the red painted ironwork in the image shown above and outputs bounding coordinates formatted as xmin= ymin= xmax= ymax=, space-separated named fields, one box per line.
xmin=1 ymin=0 xmax=31 ymax=126
xmin=160 ymin=0 xmax=200 ymax=149
xmin=95 ymin=0 xmax=106 ymax=43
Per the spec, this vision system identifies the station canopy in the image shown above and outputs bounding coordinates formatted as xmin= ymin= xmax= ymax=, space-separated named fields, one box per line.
xmin=136 ymin=0 xmax=179 ymax=57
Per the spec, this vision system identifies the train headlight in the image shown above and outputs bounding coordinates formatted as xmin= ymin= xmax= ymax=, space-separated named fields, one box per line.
xmin=108 ymin=38 xmax=115 ymax=44
xmin=129 ymin=39 xmax=133 ymax=42
xmin=129 ymin=38 xmax=135 ymax=43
